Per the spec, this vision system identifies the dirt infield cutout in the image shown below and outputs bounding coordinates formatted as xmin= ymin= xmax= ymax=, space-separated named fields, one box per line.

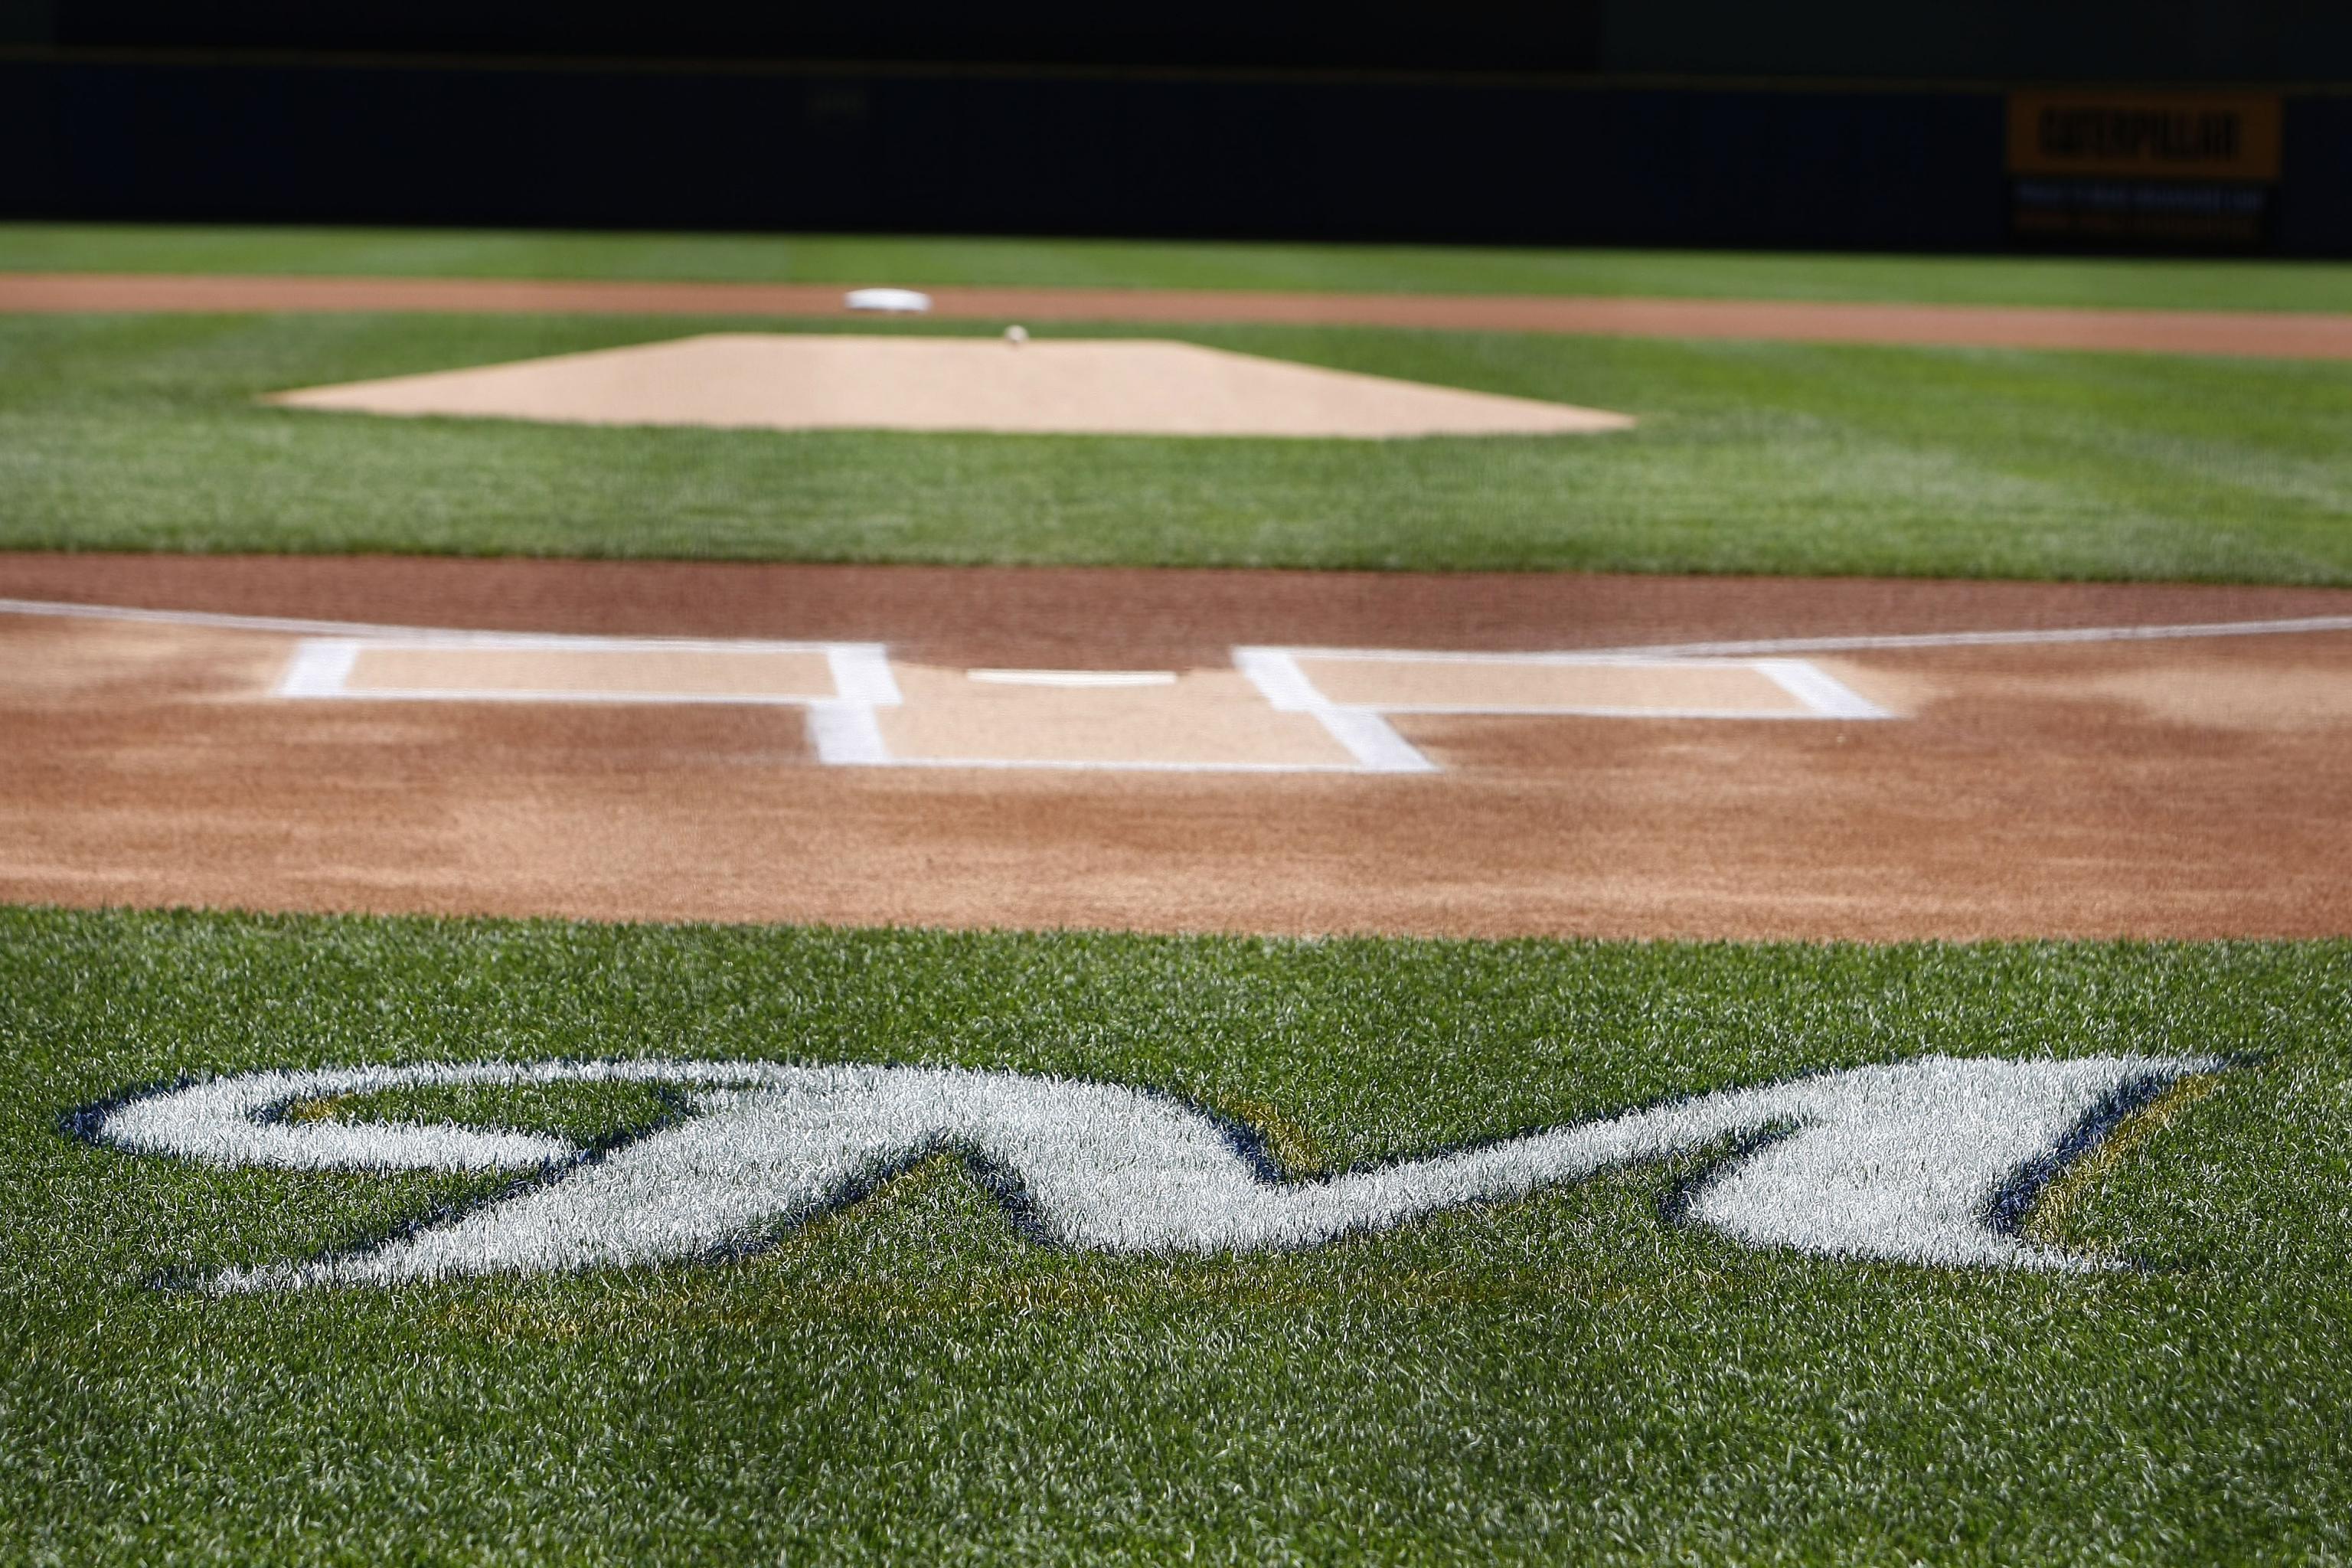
xmin=13 ymin=580 xmax=2352 ymax=937
xmin=21 ymin=273 xmax=2352 ymax=361
xmin=273 ymin=632 xmax=1886 ymax=772
xmin=265 ymin=334 xmax=1633 ymax=439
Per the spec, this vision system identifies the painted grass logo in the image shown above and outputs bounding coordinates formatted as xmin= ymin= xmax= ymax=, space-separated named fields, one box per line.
xmin=83 ymin=1054 xmax=2216 ymax=1290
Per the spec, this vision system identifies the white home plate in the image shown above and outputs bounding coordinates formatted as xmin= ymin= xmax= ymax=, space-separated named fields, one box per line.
xmin=265 ymin=334 xmax=1635 ymax=439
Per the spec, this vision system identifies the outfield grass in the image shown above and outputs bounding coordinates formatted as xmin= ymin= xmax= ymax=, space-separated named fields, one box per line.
xmin=12 ymin=222 xmax=2352 ymax=312
xmin=3 ymin=906 xmax=2347 ymax=1564
xmin=6 ymin=311 xmax=2352 ymax=582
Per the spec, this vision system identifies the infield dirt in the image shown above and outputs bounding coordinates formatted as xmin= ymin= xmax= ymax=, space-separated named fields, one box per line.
xmin=8 ymin=551 xmax=2352 ymax=940
xmin=9 ymin=273 xmax=2352 ymax=359
xmin=266 ymin=333 xmax=1632 ymax=439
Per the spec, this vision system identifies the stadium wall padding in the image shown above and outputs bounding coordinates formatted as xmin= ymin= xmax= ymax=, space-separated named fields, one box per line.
xmin=0 ymin=58 xmax=2025 ymax=250
xmin=2281 ymin=95 xmax=2352 ymax=256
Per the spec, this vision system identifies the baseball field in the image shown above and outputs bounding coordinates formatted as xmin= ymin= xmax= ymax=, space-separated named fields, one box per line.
xmin=5 ymin=222 xmax=2352 ymax=1565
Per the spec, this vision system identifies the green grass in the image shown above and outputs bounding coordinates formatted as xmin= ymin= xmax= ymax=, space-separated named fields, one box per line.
xmin=6 ymin=311 xmax=2352 ymax=582
xmin=13 ymin=222 xmax=2352 ymax=312
xmin=2 ymin=906 xmax=2347 ymax=1563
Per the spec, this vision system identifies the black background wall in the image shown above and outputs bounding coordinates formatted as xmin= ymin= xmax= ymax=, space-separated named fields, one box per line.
xmin=2 ymin=2 xmax=2346 ymax=253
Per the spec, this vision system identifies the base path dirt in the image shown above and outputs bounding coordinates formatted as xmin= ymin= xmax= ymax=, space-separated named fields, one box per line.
xmin=10 ymin=552 xmax=2352 ymax=941
xmin=9 ymin=273 xmax=2352 ymax=360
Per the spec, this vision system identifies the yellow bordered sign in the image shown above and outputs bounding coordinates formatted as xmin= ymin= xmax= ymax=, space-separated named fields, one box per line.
xmin=2009 ymin=92 xmax=2282 ymax=182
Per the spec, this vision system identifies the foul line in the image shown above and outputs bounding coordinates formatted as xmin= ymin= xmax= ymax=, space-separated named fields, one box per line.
xmin=8 ymin=595 xmax=2352 ymax=659
xmin=1587 ymin=615 xmax=2352 ymax=658
xmin=0 ymin=596 xmax=841 ymax=653
xmin=1433 ymin=614 xmax=2352 ymax=662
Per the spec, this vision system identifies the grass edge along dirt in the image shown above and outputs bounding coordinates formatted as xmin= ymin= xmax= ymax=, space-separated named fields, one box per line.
xmin=15 ymin=220 xmax=2352 ymax=312
xmin=4 ymin=906 xmax=2347 ymax=1565
xmin=7 ymin=310 xmax=2352 ymax=584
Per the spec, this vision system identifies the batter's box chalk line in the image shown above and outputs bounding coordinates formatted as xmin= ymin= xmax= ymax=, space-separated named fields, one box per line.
xmin=14 ymin=596 xmax=2352 ymax=774
xmin=263 ymin=632 xmax=1894 ymax=774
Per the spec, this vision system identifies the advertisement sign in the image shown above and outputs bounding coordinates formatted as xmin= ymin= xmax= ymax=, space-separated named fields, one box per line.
xmin=2007 ymin=92 xmax=2282 ymax=247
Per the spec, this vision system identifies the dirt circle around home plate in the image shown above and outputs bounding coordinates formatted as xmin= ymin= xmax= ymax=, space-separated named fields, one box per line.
xmin=8 ymin=550 xmax=2352 ymax=941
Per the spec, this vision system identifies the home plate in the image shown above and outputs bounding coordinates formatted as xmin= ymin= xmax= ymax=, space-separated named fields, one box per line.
xmin=265 ymin=334 xmax=1634 ymax=439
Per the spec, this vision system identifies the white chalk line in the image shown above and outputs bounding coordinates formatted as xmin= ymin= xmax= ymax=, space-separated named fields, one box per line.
xmin=12 ymin=592 xmax=2352 ymax=663
xmin=0 ymin=596 xmax=866 ymax=654
xmin=273 ymin=634 xmax=903 ymax=767
xmin=264 ymin=632 xmax=1411 ymax=772
xmin=1245 ymin=646 xmax=1892 ymax=727
xmin=1232 ymin=647 xmax=1436 ymax=773
xmin=1754 ymin=658 xmax=1896 ymax=720
xmin=270 ymin=635 xmax=889 ymax=710
xmin=14 ymin=593 xmax=2352 ymax=771
xmin=17 ymin=593 xmax=2352 ymax=660
xmin=1282 ymin=613 xmax=2352 ymax=664
xmin=1599 ymin=613 xmax=2352 ymax=659
xmin=273 ymin=637 xmax=361 ymax=698
xmin=825 ymin=645 xmax=904 ymax=707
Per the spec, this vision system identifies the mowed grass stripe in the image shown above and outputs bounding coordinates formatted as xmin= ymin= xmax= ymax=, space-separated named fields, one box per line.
xmin=2 ymin=906 xmax=2347 ymax=1563
xmin=5 ymin=312 xmax=2352 ymax=583
xmin=13 ymin=222 xmax=2352 ymax=313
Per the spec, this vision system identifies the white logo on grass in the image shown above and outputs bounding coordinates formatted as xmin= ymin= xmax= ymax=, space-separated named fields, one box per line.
xmin=83 ymin=1054 xmax=2216 ymax=1290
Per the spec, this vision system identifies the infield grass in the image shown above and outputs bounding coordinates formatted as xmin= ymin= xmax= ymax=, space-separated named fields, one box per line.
xmin=6 ymin=312 xmax=2352 ymax=583
xmin=4 ymin=906 xmax=2349 ymax=1565
xmin=13 ymin=221 xmax=2352 ymax=312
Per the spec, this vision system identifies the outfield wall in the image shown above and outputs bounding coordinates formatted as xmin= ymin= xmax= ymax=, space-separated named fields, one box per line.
xmin=15 ymin=0 xmax=2352 ymax=82
xmin=0 ymin=51 xmax=2346 ymax=254
xmin=0 ymin=60 xmax=2015 ymax=251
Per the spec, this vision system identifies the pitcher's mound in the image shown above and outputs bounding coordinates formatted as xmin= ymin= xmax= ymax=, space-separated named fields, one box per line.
xmin=267 ymin=333 xmax=1633 ymax=439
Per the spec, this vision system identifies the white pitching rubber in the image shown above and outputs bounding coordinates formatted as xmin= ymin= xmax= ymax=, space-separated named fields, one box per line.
xmin=843 ymin=287 xmax=933 ymax=313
